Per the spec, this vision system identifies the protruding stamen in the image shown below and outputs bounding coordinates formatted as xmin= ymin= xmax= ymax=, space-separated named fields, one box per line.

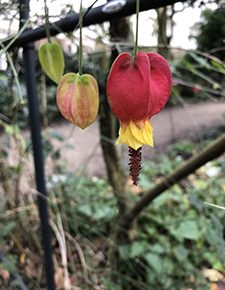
xmin=128 ymin=146 xmax=142 ymax=186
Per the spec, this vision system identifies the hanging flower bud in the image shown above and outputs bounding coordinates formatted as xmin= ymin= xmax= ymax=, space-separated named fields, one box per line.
xmin=107 ymin=51 xmax=172 ymax=184
xmin=56 ymin=73 xmax=99 ymax=129
xmin=38 ymin=41 xmax=65 ymax=84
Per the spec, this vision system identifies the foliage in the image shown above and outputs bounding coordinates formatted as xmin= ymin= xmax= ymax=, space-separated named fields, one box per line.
xmin=0 ymin=48 xmax=109 ymax=130
xmin=172 ymin=50 xmax=225 ymax=101
xmin=171 ymin=6 xmax=225 ymax=101
xmin=196 ymin=7 xmax=225 ymax=60
xmin=113 ymin=129 xmax=225 ymax=289
xmin=132 ymin=156 xmax=225 ymax=289
xmin=0 ymin=124 xmax=224 ymax=289
xmin=0 ymin=2 xmax=225 ymax=290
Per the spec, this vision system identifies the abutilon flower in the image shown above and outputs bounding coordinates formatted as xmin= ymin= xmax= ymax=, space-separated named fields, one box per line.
xmin=107 ymin=51 xmax=172 ymax=185
xmin=57 ymin=73 xmax=99 ymax=129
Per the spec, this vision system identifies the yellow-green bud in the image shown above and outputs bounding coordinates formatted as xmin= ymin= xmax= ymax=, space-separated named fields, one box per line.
xmin=38 ymin=41 xmax=64 ymax=84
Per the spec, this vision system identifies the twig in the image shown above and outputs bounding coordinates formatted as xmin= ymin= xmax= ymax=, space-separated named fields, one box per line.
xmin=204 ymin=202 xmax=225 ymax=211
xmin=65 ymin=232 xmax=89 ymax=284
xmin=173 ymin=78 xmax=225 ymax=98
xmin=50 ymin=218 xmax=71 ymax=290
xmin=10 ymin=233 xmax=37 ymax=262
xmin=0 ymin=19 xmax=30 ymax=55
xmin=56 ymin=213 xmax=71 ymax=289
xmin=125 ymin=132 xmax=225 ymax=225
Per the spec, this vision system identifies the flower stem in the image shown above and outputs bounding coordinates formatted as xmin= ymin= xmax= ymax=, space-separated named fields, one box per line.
xmin=79 ymin=0 xmax=83 ymax=75
xmin=44 ymin=0 xmax=51 ymax=43
xmin=132 ymin=0 xmax=140 ymax=59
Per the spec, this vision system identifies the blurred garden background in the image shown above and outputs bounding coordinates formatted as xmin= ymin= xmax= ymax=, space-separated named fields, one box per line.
xmin=0 ymin=0 xmax=225 ymax=289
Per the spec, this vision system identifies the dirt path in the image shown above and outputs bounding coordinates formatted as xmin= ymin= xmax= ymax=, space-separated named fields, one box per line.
xmin=46 ymin=101 xmax=225 ymax=177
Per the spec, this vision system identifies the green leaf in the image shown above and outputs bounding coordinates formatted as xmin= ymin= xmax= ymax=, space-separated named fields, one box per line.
xmin=170 ymin=220 xmax=201 ymax=240
xmin=118 ymin=245 xmax=131 ymax=260
xmin=0 ymin=255 xmax=17 ymax=273
xmin=182 ymin=58 xmax=219 ymax=86
xmin=103 ymin=278 xmax=122 ymax=290
xmin=188 ymin=52 xmax=210 ymax=68
xmin=77 ymin=204 xmax=93 ymax=217
xmin=173 ymin=245 xmax=189 ymax=262
xmin=0 ymin=222 xmax=15 ymax=238
xmin=188 ymin=194 xmax=204 ymax=211
xmin=145 ymin=253 xmax=162 ymax=274
xmin=5 ymin=124 xmax=19 ymax=135
xmin=130 ymin=241 xmax=149 ymax=258
xmin=192 ymin=179 xmax=208 ymax=190
xmin=162 ymin=257 xmax=174 ymax=275
xmin=150 ymin=244 xmax=165 ymax=254
xmin=210 ymin=60 xmax=225 ymax=74
xmin=118 ymin=241 xmax=149 ymax=260
xmin=153 ymin=190 xmax=183 ymax=208
xmin=92 ymin=203 xmax=115 ymax=220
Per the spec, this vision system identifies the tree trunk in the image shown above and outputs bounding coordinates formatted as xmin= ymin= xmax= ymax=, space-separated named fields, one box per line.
xmin=156 ymin=7 xmax=170 ymax=58
xmin=99 ymin=16 xmax=136 ymax=287
xmin=99 ymin=16 xmax=132 ymax=214
xmin=99 ymin=87 xmax=128 ymax=213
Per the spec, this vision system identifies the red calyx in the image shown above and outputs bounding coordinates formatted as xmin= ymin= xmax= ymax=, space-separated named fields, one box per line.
xmin=107 ymin=51 xmax=172 ymax=122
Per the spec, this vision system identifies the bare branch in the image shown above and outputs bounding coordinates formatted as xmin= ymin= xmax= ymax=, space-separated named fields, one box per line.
xmin=125 ymin=132 xmax=225 ymax=224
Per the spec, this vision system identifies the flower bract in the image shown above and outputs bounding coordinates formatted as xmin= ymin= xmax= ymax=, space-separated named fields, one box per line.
xmin=107 ymin=51 xmax=172 ymax=150
xmin=38 ymin=41 xmax=65 ymax=84
xmin=57 ymin=73 xmax=99 ymax=129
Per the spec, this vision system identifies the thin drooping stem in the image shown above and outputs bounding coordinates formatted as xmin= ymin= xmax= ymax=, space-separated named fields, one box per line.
xmin=79 ymin=0 xmax=83 ymax=75
xmin=132 ymin=0 xmax=140 ymax=58
xmin=43 ymin=0 xmax=51 ymax=43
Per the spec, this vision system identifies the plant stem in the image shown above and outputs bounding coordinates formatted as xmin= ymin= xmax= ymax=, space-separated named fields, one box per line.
xmin=79 ymin=0 xmax=83 ymax=75
xmin=44 ymin=0 xmax=51 ymax=43
xmin=132 ymin=0 xmax=140 ymax=59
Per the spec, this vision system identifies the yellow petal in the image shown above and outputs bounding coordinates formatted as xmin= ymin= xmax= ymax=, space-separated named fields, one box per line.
xmin=116 ymin=120 xmax=154 ymax=150
xmin=116 ymin=126 xmax=142 ymax=150
xmin=131 ymin=120 xmax=153 ymax=147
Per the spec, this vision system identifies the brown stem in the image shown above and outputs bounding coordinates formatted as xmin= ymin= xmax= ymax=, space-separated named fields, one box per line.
xmin=99 ymin=16 xmax=132 ymax=214
xmin=100 ymin=15 xmax=136 ymax=283
xmin=156 ymin=7 xmax=170 ymax=58
xmin=99 ymin=92 xmax=127 ymax=213
xmin=125 ymin=132 xmax=225 ymax=225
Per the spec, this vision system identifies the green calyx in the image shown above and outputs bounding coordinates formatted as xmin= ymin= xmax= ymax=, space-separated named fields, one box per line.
xmin=64 ymin=73 xmax=93 ymax=86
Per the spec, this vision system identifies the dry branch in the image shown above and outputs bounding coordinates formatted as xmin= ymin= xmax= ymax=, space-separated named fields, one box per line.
xmin=125 ymin=132 xmax=225 ymax=224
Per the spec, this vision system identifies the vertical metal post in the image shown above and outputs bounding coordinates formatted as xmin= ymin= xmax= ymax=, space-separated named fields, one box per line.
xmin=19 ymin=1 xmax=55 ymax=289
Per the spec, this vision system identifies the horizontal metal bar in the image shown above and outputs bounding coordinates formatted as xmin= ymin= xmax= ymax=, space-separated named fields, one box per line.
xmin=6 ymin=0 xmax=187 ymax=48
